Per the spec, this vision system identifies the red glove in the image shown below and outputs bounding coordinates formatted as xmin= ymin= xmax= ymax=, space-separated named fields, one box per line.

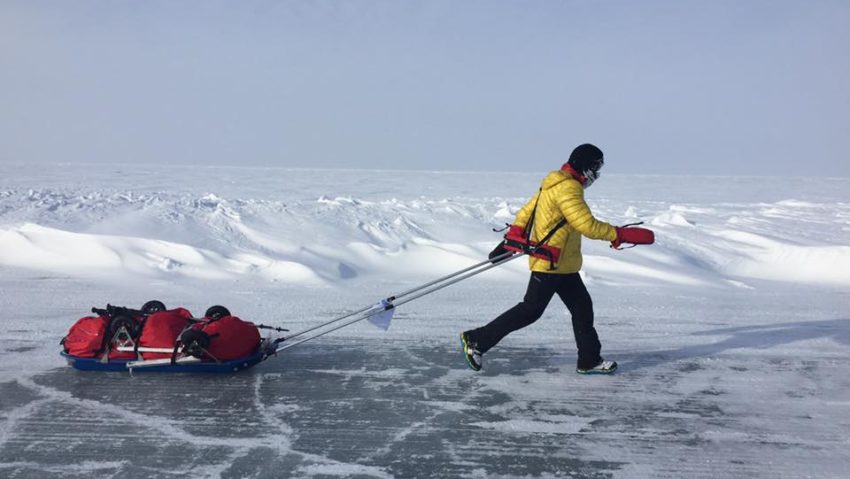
xmin=611 ymin=226 xmax=655 ymax=249
xmin=503 ymin=224 xmax=528 ymax=253
xmin=505 ymin=224 xmax=526 ymax=239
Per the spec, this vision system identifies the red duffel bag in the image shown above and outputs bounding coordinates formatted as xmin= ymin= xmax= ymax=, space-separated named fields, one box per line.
xmin=63 ymin=314 xmax=145 ymax=359
xmin=138 ymin=308 xmax=193 ymax=359
xmin=63 ymin=316 xmax=109 ymax=358
xmin=183 ymin=316 xmax=261 ymax=361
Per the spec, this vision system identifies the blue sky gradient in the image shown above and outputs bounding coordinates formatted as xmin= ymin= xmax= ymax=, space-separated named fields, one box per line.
xmin=1 ymin=1 xmax=848 ymax=176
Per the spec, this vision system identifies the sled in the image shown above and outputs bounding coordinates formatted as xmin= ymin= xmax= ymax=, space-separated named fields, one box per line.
xmin=60 ymin=302 xmax=285 ymax=374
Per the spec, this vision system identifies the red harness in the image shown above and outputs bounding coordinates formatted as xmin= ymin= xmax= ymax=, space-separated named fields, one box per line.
xmin=503 ymin=224 xmax=563 ymax=268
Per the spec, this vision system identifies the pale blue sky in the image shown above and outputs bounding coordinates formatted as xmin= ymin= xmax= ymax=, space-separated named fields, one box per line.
xmin=1 ymin=1 xmax=848 ymax=176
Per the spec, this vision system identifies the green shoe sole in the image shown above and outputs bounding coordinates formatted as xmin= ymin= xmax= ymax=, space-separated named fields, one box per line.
xmin=460 ymin=333 xmax=481 ymax=371
xmin=576 ymin=362 xmax=618 ymax=375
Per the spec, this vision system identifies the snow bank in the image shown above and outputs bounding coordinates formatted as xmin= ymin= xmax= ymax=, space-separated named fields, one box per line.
xmin=709 ymin=230 xmax=850 ymax=285
xmin=0 ymin=223 xmax=323 ymax=283
xmin=0 ymin=166 xmax=848 ymax=289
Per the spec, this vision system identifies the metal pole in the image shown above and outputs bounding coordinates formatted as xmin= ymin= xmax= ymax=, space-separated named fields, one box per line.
xmin=275 ymin=252 xmax=522 ymax=352
xmin=282 ymin=304 xmax=375 ymax=341
xmin=282 ymin=251 xmax=517 ymax=341
xmin=388 ymin=253 xmax=513 ymax=301
xmin=276 ymin=306 xmax=387 ymax=352
xmin=392 ymin=252 xmax=522 ymax=309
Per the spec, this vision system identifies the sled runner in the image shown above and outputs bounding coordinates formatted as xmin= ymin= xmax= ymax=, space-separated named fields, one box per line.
xmin=60 ymin=348 xmax=270 ymax=373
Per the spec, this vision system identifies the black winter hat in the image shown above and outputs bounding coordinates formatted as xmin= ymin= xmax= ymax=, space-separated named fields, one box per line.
xmin=567 ymin=143 xmax=604 ymax=172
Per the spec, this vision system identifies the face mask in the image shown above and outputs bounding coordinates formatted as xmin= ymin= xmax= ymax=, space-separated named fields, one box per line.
xmin=582 ymin=169 xmax=599 ymax=188
xmin=582 ymin=158 xmax=603 ymax=189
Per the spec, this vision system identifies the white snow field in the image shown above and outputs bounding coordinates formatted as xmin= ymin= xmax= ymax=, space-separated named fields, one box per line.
xmin=0 ymin=164 xmax=848 ymax=478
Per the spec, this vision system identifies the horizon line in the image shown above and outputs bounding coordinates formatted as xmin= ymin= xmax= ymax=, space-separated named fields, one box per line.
xmin=1 ymin=160 xmax=848 ymax=180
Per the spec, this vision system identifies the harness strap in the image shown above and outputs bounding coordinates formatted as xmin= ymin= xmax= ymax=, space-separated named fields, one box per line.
xmin=523 ymin=188 xmax=569 ymax=270
xmin=537 ymin=218 xmax=567 ymax=246
xmin=523 ymin=188 xmax=541 ymax=239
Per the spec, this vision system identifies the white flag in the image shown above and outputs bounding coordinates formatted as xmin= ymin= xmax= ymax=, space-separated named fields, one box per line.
xmin=367 ymin=299 xmax=395 ymax=331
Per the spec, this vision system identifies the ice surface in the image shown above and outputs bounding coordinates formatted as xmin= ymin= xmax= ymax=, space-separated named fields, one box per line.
xmin=1 ymin=164 xmax=848 ymax=478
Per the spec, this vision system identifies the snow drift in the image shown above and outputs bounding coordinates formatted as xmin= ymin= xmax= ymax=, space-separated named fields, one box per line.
xmin=1 ymin=166 xmax=848 ymax=288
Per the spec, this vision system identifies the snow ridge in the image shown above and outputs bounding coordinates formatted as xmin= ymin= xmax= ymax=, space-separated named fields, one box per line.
xmin=1 ymin=170 xmax=849 ymax=288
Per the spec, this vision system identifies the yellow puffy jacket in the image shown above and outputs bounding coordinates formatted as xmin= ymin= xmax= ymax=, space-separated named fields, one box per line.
xmin=513 ymin=169 xmax=617 ymax=274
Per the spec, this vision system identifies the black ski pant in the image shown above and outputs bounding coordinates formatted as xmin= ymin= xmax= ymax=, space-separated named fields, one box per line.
xmin=465 ymin=271 xmax=602 ymax=369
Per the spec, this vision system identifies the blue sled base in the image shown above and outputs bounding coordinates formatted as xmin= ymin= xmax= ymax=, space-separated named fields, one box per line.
xmin=61 ymin=351 xmax=270 ymax=373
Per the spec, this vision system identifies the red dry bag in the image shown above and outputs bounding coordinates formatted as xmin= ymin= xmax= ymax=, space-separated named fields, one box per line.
xmin=197 ymin=316 xmax=261 ymax=360
xmin=63 ymin=316 xmax=109 ymax=358
xmin=138 ymin=308 xmax=193 ymax=359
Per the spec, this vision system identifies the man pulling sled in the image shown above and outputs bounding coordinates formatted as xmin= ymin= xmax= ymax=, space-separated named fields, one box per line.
xmin=59 ymin=144 xmax=653 ymax=375
xmin=461 ymin=144 xmax=655 ymax=375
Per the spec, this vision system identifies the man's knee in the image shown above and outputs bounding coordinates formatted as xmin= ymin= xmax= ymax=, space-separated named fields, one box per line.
xmin=517 ymin=300 xmax=547 ymax=320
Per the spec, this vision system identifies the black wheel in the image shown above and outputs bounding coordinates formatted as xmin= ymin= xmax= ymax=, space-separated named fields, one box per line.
xmin=180 ymin=329 xmax=211 ymax=358
xmin=141 ymin=300 xmax=167 ymax=315
xmin=204 ymin=305 xmax=231 ymax=320
xmin=107 ymin=315 xmax=141 ymax=341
